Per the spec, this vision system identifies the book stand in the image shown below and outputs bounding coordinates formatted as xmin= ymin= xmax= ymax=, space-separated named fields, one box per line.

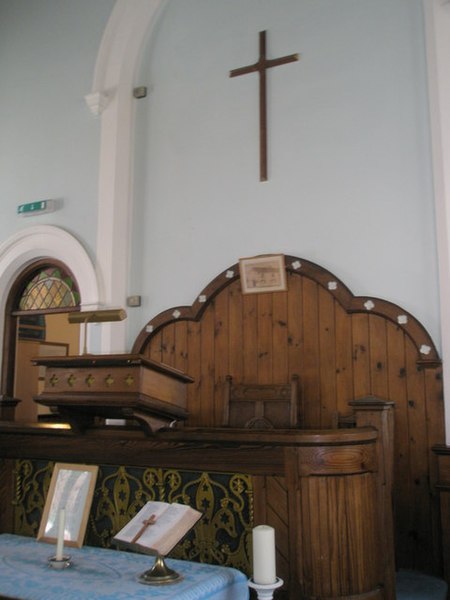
xmin=138 ymin=553 xmax=182 ymax=585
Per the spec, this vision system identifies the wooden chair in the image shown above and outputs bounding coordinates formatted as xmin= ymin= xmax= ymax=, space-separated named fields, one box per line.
xmin=223 ymin=374 xmax=300 ymax=429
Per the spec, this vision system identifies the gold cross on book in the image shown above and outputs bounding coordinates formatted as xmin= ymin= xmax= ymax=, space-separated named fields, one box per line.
xmin=131 ymin=514 xmax=157 ymax=544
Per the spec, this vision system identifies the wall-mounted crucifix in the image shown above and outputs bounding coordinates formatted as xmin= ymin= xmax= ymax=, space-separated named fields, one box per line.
xmin=230 ymin=30 xmax=299 ymax=182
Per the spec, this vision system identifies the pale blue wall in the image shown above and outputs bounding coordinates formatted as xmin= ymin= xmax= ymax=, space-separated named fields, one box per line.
xmin=0 ymin=0 xmax=441 ymax=353
xmin=0 ymin=0 xmax=115 ymax=261
xmin=130 ymin=0 xmax=440 ymax=348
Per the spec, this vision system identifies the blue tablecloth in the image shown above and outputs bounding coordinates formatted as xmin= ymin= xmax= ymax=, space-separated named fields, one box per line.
xmin=0 ymin=534 xmax=249 ymax=600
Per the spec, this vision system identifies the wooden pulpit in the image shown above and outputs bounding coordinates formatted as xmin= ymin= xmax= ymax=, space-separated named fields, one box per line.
xmin=32 ymin=354 xmax=193 ymax=434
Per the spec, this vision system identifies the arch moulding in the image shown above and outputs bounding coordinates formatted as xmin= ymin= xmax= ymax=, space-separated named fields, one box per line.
xmin=0 ymin=225 xmax=100 ymax=361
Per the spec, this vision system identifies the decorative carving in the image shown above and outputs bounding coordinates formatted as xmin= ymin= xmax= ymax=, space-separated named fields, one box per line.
xmin=124 ymin=374 xmax=134 ymax=387
xmin=33 ymin=355 xmax=192 ymax=434
xmin=84 ymin=91 xmax=109 ymax=116
xmin=13 ymin=459 xmax=53 ymax=538
xmin=104 ymin=374 xmax=114 ymax=387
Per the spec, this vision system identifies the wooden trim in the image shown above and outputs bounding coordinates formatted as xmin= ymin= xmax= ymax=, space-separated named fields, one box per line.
xmin=132 ymin=255 xmax=440 ymax=365
xmin=32 ymin=353 xmax=194 ymax=383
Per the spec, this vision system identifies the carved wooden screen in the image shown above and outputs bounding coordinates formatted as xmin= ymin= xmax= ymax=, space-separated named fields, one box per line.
xmin=132 ymin=255 xmax=444 ymax=575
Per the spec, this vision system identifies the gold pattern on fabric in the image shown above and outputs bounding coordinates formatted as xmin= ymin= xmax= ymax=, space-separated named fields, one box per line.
xmin=13 ymin=459 xmax=53 ymax=537
xmin=12 ymin=460 xmax=253 ymax=576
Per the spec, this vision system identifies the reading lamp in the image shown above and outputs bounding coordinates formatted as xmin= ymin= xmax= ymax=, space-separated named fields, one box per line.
xmin=68 ymin=308 xmax=127 ymax=354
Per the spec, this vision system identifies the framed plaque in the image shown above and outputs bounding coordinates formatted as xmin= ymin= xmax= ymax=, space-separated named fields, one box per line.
xmin=37 ymin=462 xmax=98 ymax=548
xmin=239 ymin=254 xmax=287 ymax=294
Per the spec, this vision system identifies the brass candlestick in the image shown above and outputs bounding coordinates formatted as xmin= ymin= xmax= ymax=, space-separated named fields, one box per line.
xmin=138 ymin=553 xmax=182 ymax=585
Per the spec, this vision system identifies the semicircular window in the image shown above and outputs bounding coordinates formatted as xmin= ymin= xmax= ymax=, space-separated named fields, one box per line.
xmin=18 ymin=266 xmax=80 ymax=311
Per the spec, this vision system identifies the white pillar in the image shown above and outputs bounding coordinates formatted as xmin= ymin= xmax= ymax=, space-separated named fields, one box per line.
xmin=423 ymin=0 xmax=450 ymax=444
xmin=86 ymin=0 xmax=167 ymax=353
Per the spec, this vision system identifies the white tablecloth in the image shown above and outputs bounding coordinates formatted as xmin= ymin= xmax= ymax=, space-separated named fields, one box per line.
xmin=0 ymin=534 xmax=249 ymax=600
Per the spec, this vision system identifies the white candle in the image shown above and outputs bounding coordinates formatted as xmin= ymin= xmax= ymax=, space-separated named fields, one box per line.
xmin=252 ymin=525 xmax=276 ymax=585
xmin=55 ymin=508 xmax=66 ymax=561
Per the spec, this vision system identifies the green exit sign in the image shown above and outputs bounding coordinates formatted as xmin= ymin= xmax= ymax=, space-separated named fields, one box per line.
xmin=17 ymin=199 xmax=55 ymax=216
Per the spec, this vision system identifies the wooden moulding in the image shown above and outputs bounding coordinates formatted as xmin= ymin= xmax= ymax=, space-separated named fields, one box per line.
xmin=294 ymin=444 xmax=376 ymax=477
xmin=434 ymin=445 xmax=450 ymax=488
xmin=0 ymin=423 xmax=378 ymax=473
xmin=433 ymin=445 xmax=450 ymax=588
xmin=0 ymin=395 xmax=20 ymax=421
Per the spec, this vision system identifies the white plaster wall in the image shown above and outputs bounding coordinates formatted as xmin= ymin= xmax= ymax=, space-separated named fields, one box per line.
xmin=129 ymin=0 xmax=439 ymax=350
xmin=0 ymin=0 xmax=115 ymax=261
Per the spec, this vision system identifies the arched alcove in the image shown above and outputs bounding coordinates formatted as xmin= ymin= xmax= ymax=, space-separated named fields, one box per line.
xmin=0 ymin=226 xmax=100 ymax=400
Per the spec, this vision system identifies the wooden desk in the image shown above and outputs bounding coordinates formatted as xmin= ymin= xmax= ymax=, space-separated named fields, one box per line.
xmin=0 ymin=534 xmax=248 ymax=599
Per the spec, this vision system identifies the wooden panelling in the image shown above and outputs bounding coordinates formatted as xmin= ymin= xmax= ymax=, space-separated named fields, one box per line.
xmin=0 ymin=426 xmax=385 ymax=599
xmin=256 ymin=475 xmax=290 ymax=587
xmin=296 ymin=474 xmax=379 ymax=598
xmin=335 ymin=302 xmax=354 ymax=419
xmin=302 ymin=277 xmax=321 ymax=427
xmin=133 ymin=256 xmax=444 ymax=576
xmin=434 ymin=448 xmax=450 ymax=588
xmin=242 ymin=292 xmax=258 ymax=382
xmin=351 ymin=313 xmax=371 ymax=399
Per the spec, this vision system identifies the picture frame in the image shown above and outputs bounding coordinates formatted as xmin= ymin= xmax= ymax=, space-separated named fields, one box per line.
xmin=37 ymin=462 xmax=98 ymax=548
xmin=239 ymin=254 xmax=287 ymax=294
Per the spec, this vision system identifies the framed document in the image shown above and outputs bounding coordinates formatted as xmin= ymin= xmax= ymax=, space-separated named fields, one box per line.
xmin=239 ymin=254 xmax=287 ymax=294
xmin=37 ymin=463 xmax=98 ymax=548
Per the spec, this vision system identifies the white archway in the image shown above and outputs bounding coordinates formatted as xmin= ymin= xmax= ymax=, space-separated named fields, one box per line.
xmin=0 ymin=225 xmax=100 ymax=360
xmin=85 ymin=0 xmax=168 ymax=353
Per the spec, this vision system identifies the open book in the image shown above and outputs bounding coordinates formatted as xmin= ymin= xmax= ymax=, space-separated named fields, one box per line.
xmin=113 ymin=501 xmax=202 ymax=556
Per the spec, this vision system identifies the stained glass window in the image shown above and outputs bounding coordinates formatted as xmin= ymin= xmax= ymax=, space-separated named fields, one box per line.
xmin=18 ymin=267 xmax=80 ymax=311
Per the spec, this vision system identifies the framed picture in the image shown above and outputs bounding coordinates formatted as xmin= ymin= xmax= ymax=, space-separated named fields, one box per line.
xmin=37 ymin=463 xmax=98 ymax=548
xmin=239 ymin=254 xmax=287 ymax=294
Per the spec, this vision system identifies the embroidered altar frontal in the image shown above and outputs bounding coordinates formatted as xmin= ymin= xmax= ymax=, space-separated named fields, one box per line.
xmin=12 ymin=459 xmax=253 ymax=575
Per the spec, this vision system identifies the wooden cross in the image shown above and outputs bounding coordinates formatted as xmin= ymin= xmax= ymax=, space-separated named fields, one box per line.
xmin=131 ymin=513 xmax=157 ymax=544
xmin=230 ymin=30 xmax=299 ymax=182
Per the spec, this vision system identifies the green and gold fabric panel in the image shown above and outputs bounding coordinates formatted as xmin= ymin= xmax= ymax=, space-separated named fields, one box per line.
xmin=12 ymin=459 xmax=253 ymax=575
